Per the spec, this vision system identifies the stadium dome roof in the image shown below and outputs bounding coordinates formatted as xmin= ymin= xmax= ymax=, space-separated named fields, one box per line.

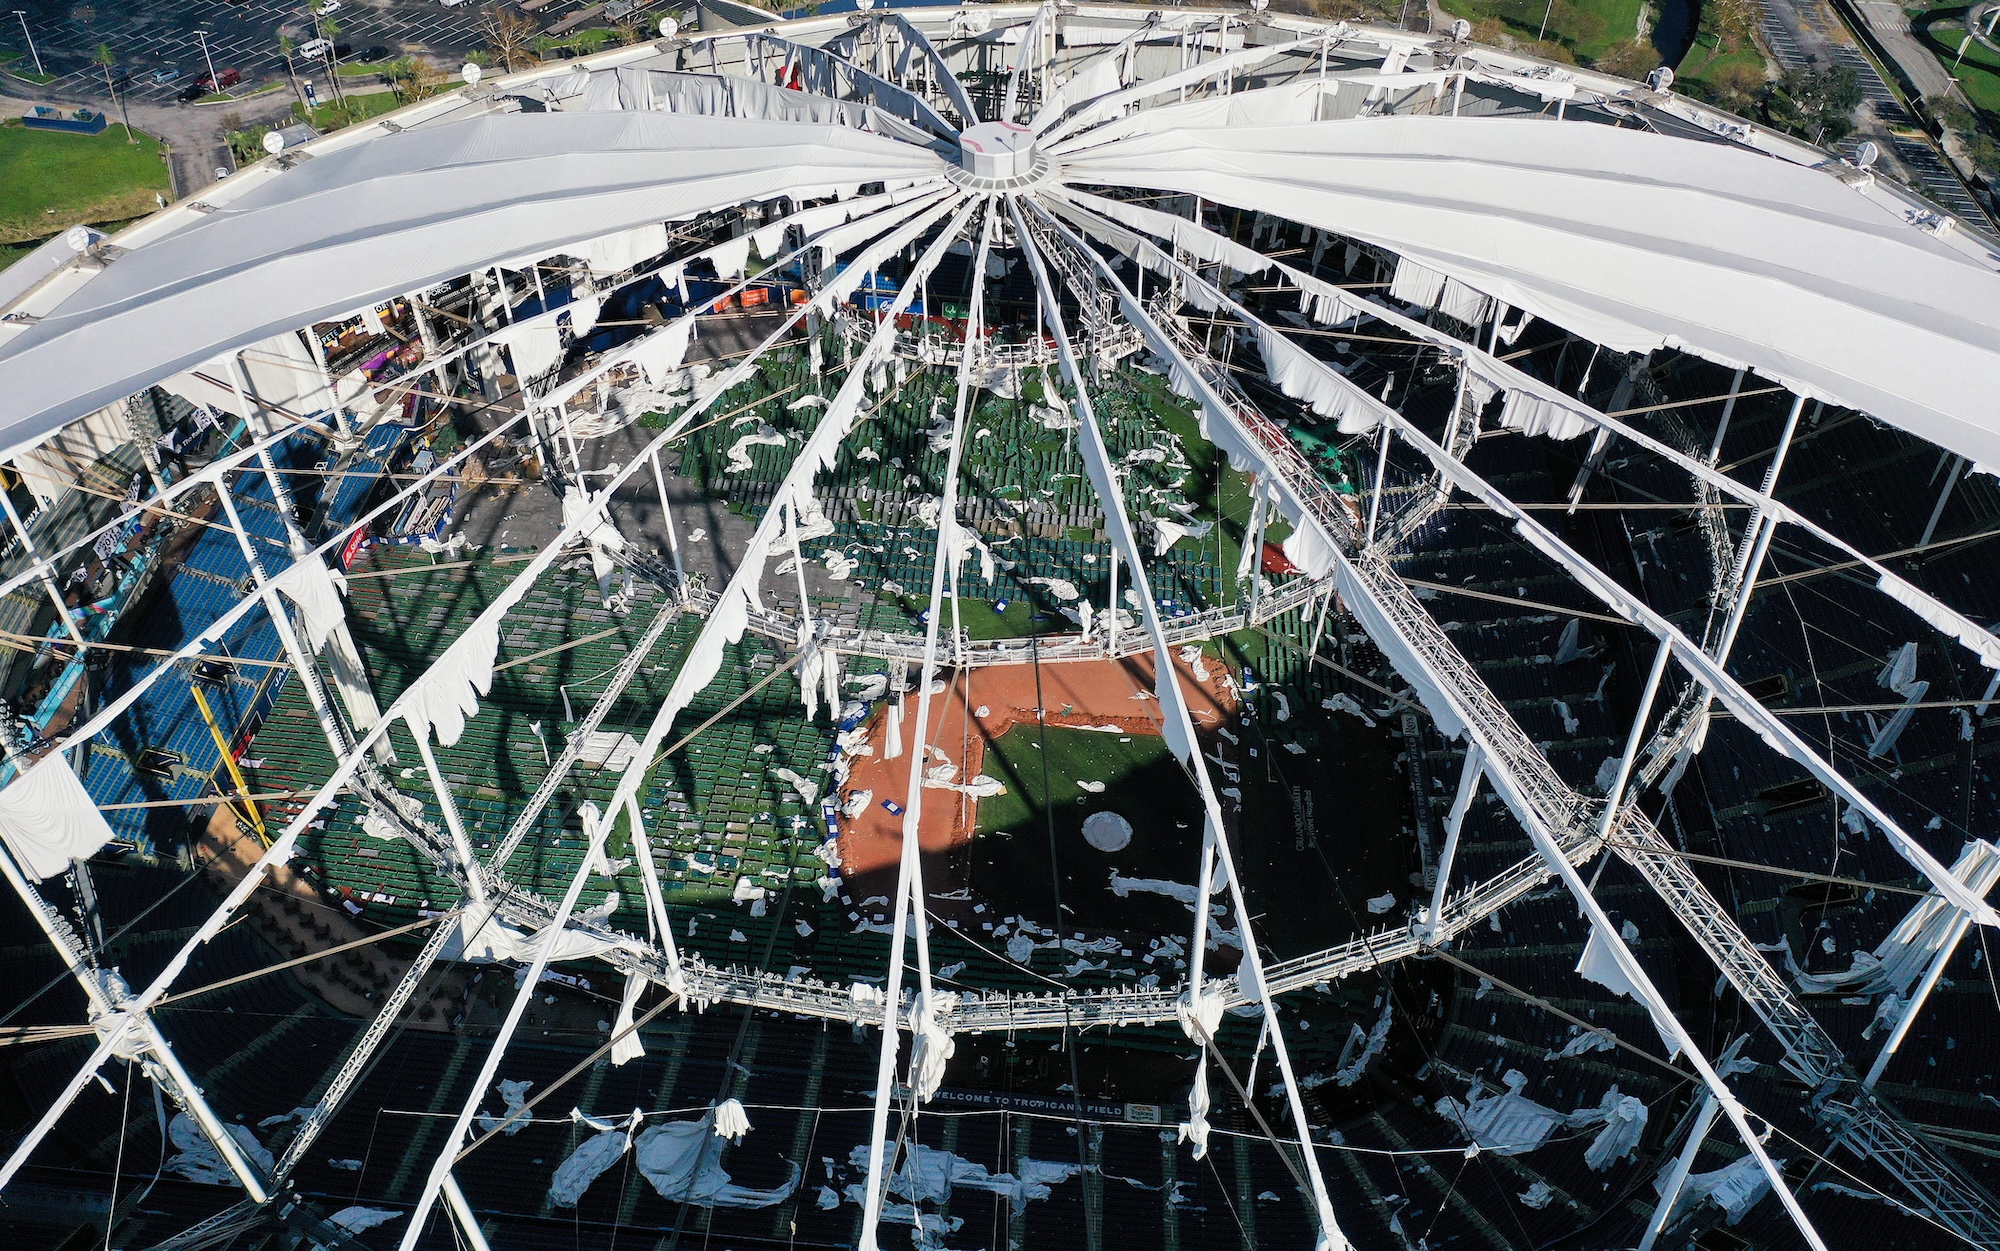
xmin=6 ymin=9 xmax=2000 ymax=1251
xmin=2 ymin=6 xmax=1998 ymax=465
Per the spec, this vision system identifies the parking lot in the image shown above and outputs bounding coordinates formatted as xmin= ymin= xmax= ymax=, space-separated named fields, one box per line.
xmin=8 ymin=0 xmax=484 ymax=106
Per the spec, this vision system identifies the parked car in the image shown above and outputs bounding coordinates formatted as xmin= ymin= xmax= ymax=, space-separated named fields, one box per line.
xmin=359 ymin=45 xmax=390 ymax=62
xmin=193 ymin=67 xmax=241 ymax=92
xmin=297 ymin=37 xmax=330 ymax=60
xmin=175 ymin=81 xmax=205 ymax=102
xmin=150 ymin=68 xmax=178 ymax=84
xmin=313 ymin=0 xmax=342 ymax=15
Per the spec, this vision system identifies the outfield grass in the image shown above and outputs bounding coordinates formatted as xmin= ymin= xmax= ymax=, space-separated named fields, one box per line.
xmin=971 ymin=724 xmax=1205 ymax=934
xmin=0 ymin=119 xmax=169 ymax=246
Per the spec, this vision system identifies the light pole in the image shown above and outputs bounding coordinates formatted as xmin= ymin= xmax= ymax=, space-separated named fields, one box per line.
xmin=12 ymin=10 xmax=42 ymax=77
xmin=194 ymin=29 xmax=218 ymax=93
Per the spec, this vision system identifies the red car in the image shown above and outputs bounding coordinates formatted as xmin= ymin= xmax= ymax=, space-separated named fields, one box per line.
xmin=194 ymin=68 xmax=241 ymax=92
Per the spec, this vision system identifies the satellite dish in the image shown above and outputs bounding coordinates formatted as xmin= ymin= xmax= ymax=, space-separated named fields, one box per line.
xmin=1250 ymin=0 xmax=1271 ymax=11
xmin=1856 ymin=140 xmax=1880 ymax=169
xmin=215 ymin=166 xmax=230 ymax=180
xmin=856 ymin=0 xmax=875 ymax=9
xmin=263 ymin=130 xmax=285 ymax=156
xmin=1646 ymin=66 xmax=1674 ymax=92
xmin=1452 ymin=18 xmax=1471 ymax=40
xmin=65 ymin=226 xmax=93 ymax=254
xmin=462 ymin=61 xmax=481 ymax=87
xmin=658 ymin=16 xmax=679 ymax=37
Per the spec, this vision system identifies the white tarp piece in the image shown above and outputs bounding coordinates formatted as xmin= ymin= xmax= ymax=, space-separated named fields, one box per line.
xmin=271 ymin=557 xmax=350 ymax=653
xmin=1433 ymin=1071 xmax=1568 ymax=1155
xmin=442 ymin=897 xmax=636 ymax=966
xmin=1791 ymin=840 xmax=2000 ymax=997
xmin=164 ymin=1113 xmax=274 ymax=1185
xmin=1668 ymin=1154 xmax=1776 ymax=1226
xmin=574 ymin=223 xmax=671 ymax=275
xmin=549 ymin=1108 xmax=645 ymax=1207
xmin=477 ymin=1078 xmax=535 ymax=1137
xmin=1082 ymin=810 xmax=1134 ymax=852
xmin=328 ymin=1207 xmax=402 ymax=1234
xmin=634 ymin=1114 xmax=799 ymax=1206
xmin=610 ymin=971 xmax=650 ymax=1066
xmin=0 ymin=752 xmax=118 ymax=879
xmin=1576 ymin=927 xmax=1682 ymax=1057
xmin=493 ymin=321 xmax=563 ymax=380
xmin=841 ymin=1142 xmax=1078 ymax=1208
xmin=550 ymin=1129 xmax=631 ymax=1207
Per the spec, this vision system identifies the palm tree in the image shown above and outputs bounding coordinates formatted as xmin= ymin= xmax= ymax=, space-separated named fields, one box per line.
xmin=317 ymin=15 xmax=347 ymax=107
xmin=92 ymin=44 xmax=133 ymax=143
xmin=278 ymin=33 xmax=306 ymax=111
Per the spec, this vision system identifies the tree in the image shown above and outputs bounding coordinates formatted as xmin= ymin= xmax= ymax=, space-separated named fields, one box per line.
xmin=1708 ymin=60 xmax=1767 ymax=111
xmin=278 ymin=33 xmax=307 ymax=110
xmin=317 ymin=15 xmax=347 ymax=106
xmin=1593 ymin=38 xmax=1660 ymax=81
xmin=1762 ymin=64 xmax=1862 ymax=143
xmin=93 ymin=43 xmax=134 ymax=143
xmin=479 ymin=5 xmax=542 ymax=72
xmin=1709 ymin=0 xmax=1758 ymax=50
xmin=387 ymin=55 xmax=446 ymax=103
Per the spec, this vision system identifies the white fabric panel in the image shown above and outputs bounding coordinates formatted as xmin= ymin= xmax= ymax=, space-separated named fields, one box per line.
xmin=1065 ymin=115 xmax=2000 ymax=470
xmin=1047 ymin=188 xmax=1269 ymax=275
xmin=1498 ymin=386 xmax=1594 ymax=440
xmin=567 ymin=292 xmax=603 ymax=337
xmin=651 ymin=69 xmax=935 ymax=146
xmin=0 ymin=752 xmax=117 ymax=879
xmin=1333 ymin=559 xmax=1466 ymax=741
xmin=271 ymin=558 xmax=350 ymax=653
xmin=400 ymin=573 xmax=529 ymax=745
xmin=1051 ymin=79 xmax=1327 ymax=155
xmin=710 ymin=234 xmax=751 ymax=281
xmin=443 ymin=898 xmax=636 ymax=965
xmin=629 ymin=318 xmax=694 ymax=387
xmin=634 ymin=1116 xmax=798 ymax=1206
xmin=1389 ymin=257 xmax=1447 ymax=309
xmin=1576 ymin=928 xmax=1681 ymax=1056
xmin=237 ymin=331 xmax=327 ymax=419
xmin=1041 ymin=35 xmax=1322 ymax=145
xmin=493 ymin=322 xmax=563 ymax=379
xmin=1438 ymin=276 xmax=1490 ymax=325
xmin=575 ymin=224 xmax=671 ymax=276
xmin=610 ymin=971 xmax=649 ymax=1065
xmin=1793 ymin=840 xmax=2000 ymax=996
xmin=1878 ymin=571 xmax=2000 ymax=669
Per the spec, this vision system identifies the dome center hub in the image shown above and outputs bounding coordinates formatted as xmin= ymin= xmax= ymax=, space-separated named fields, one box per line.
xmin=958 ymin=121 xmax=1038 ymax=180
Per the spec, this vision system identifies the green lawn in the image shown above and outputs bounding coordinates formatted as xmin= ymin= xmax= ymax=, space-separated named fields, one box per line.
xmin=1438 ymin=0 xmax=1645 ymax=63
xmin=1672 ymin=37 xmax=1771 ymax=110
xmin=0 ymin=119 xmax=169 ymax=246
xmin=293 ymin=88 xmax=405 ymax=131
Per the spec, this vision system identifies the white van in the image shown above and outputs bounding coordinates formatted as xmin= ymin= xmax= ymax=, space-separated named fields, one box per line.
xmin=298 ymin=38 xmax=332 ymax=61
